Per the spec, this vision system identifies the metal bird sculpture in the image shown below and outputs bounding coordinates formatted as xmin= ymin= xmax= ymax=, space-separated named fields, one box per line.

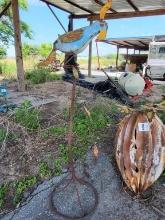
xmin=53 ymin=0 xmax=112 ymax=54
xmin=53 ymin=20 xmax=108 ymax=54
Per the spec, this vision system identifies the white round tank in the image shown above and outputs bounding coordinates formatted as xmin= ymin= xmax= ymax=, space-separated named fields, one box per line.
xmin=118 ymin=72 xmax=145 ymax=96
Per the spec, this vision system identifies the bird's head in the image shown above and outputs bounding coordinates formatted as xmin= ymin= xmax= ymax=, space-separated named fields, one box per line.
xmin=97 ymin=21 xmax=108 ymax=41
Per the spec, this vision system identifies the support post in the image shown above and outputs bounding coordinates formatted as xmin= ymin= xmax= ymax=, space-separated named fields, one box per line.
xmin=126 ymin=48 xmax=128 ymax=64
xmin=64 ymin=16 xmax=82 ymax=78
xmin=11 ymin=0 xmax=25 ymax=91
xmin=68 ymin=15 xmax=73 ymax=31
xmin=88 ymin=21 xmax=93 ymax=77
xmin=64 ymin=16 xmax=74 ymax=76
xmin=116 ymin=46 xmax=119 ymax=69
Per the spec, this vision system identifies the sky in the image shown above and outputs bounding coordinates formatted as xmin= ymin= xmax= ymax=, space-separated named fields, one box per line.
xmin=7 ymin=0 xmax=165 ymax=57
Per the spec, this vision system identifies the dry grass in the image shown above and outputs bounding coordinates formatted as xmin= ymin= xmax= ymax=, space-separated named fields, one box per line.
xmin=0 ymin=54 xmax=124 ymax=80
xmin=0 ymin=57 xmax=40 ymax=80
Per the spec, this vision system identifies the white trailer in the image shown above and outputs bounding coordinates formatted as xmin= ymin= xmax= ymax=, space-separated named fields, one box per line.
xmin=145 ymin=37 xmax=165 ymax=80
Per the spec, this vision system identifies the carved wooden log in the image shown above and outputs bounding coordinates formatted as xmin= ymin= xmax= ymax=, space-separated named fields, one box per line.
xmin=116 ymin=111 xmax=165 ymax=194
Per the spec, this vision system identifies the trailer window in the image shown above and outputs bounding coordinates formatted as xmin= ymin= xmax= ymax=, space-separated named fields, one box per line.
xmin=159 ymin=47 xmax=165 ymax=53
xmin=149 ymin=44 xmax=165 ymax=60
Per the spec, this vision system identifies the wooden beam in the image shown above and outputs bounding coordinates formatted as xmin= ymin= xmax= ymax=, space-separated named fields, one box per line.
xmin=126 ymin=0 xmax=139 ymax=11
xmin=112 ymin=41 xmax=130 ymax=48
xmin=124 ymin=41 xmax=140 ymax=48
xmin=63 ymin=0 xmax=93 ymax=14
xmin=11 ymin=0 xmax=25 ymax=92
xmin=40 ymin=0 xmax=72 ymax=14
xmin=64 ymin=16 xmax=75 ymax=76
xmin=88 ymin=21 xmax=93 ymax=77
xmin=0 ymin=1 xmax=11 ymax=18
xmin=138 ymin=40 xmax=148 ymax=47
xmin=83 ymin=9 xmax=165 ymax=20
xmin=46 ymin=3 xmax=67 ymax=32
xmin=94 ymin=0 xmax=117 ymax=13
xmin=99 ymin=40 xmax=148 ymax=50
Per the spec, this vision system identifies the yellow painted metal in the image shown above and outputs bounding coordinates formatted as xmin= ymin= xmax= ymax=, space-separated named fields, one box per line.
xmin=100 ymin=0 xmax=112 ymax=20
xmin=97 ymin=29 xmax=107 ymax=40
xmin=96 ymin=0 xmax=112 ymax=40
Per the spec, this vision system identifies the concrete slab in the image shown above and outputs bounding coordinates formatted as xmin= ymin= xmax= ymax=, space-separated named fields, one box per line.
xmin=81 ymin=69 xmax=165 ymax=85
xmin=1 ymin=151 xmax=160 ymax=220
xmin=7 ymin=90 xmax=57 ymax=108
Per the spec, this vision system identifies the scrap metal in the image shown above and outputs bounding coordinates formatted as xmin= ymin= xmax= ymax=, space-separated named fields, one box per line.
xmin=116 ymin=111 xmax=165 ymax=194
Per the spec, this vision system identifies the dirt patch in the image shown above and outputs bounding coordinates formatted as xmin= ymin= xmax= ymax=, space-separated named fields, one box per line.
xmin=0 ymin=81 xmax=95 ymax=182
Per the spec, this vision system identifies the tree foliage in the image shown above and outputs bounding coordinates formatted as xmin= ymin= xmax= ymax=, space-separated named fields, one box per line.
xmin=22 ymin=43 xmax=52 ymax=58
xmin=22 ymin=43 xmax=39 ymax=57
xmin=0 ymin=0 xmax=33 ymax=47
xmin=0 ymin=47 xmax=7 ymax=58
xmin=38 ymin=43 xmax=52 ymax=57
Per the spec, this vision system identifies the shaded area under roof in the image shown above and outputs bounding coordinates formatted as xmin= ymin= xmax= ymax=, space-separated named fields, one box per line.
xmin=40 ymin=0 xmax=165 ymax=20
xmin=100 ymin=35 xmax=165 ymax=50
xmin=99 ymin=36 xmax=154 ymax=50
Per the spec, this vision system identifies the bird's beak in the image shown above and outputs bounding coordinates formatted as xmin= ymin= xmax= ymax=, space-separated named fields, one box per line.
xmin=97 ymin=30 xmax=107 ymax=40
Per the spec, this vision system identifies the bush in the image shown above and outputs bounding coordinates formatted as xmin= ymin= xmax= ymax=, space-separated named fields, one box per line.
xmin=25 ymin=68 xmax=61 ymax=84
xmin=14 ymin=100 xmax=40 ymax=130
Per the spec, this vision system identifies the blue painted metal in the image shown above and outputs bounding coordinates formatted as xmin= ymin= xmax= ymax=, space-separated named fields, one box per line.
xmin=0 ymin=84 xmax=8 ymax=97
xmin=0 ymin=104 xmax=17 ymax=113
xmin=0 ymin=83 xmax=8 ymax=113
xmin=54 ymin=21 xmax=108 ymax=54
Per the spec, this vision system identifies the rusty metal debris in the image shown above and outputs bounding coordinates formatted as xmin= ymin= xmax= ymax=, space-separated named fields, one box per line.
xmin=116 ymin=111 xmax=165 ymax=194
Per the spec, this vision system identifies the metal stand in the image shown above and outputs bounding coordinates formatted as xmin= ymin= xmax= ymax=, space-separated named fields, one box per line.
xmin=49 ymin=75 xmax=98 ymax=219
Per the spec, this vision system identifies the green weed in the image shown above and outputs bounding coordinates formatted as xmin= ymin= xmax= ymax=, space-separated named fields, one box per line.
xmin=39 ymin=161 xmax=52 ymax=178
xmin=54 ymin=159 xmax=63 ymax=175
xmin=0 ymin=183 xmax=8 ymax=208
xmin=58 ymin=144 xmax=68 ymax=163
xmin=0 ymin=128 xmax=6 ymax=142
xmin=42 ymin=126 xmax=67 ymax=140
xmin=73 ymin=105 xmax=111 ymax=140
xmin=14 ymin=100 xmax=40 ymax=131
xmin=13 ymin=176 xmax=37 ymax=205
xmin=26 ymin=68 xmax=61 ymax=84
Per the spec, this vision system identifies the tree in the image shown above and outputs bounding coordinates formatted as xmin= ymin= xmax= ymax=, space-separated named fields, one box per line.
xmin=0 ymin=0 xmax=33 ymax=47
xmin=0 ymin=47 xmax=7 ymax=58
xmin=38 ymin=43 xmax=52 ymax=58
xmin=22 ymin=43 xmax=39 ymax=57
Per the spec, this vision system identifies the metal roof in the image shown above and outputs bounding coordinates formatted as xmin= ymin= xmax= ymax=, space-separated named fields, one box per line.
xmin=99 ymin=36 xmax=154 ymax=50
xmin=41 ymin=0 xmax=165 ymax=20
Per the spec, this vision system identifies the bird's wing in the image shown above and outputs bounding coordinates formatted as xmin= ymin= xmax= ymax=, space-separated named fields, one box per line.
xmin=59 ymin=28 xmax=84 ymax=43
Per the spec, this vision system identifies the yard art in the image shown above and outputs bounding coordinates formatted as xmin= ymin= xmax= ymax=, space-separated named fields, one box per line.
xmin=116 ymin=111 xmax=165 ymax=194
xmin=53 ymin=21 xmax=108 ymax=54
xmin=53 ymin=1 xmax=112 ymax=54
xmin=49 ymin=1 xmax=113 ymax=219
